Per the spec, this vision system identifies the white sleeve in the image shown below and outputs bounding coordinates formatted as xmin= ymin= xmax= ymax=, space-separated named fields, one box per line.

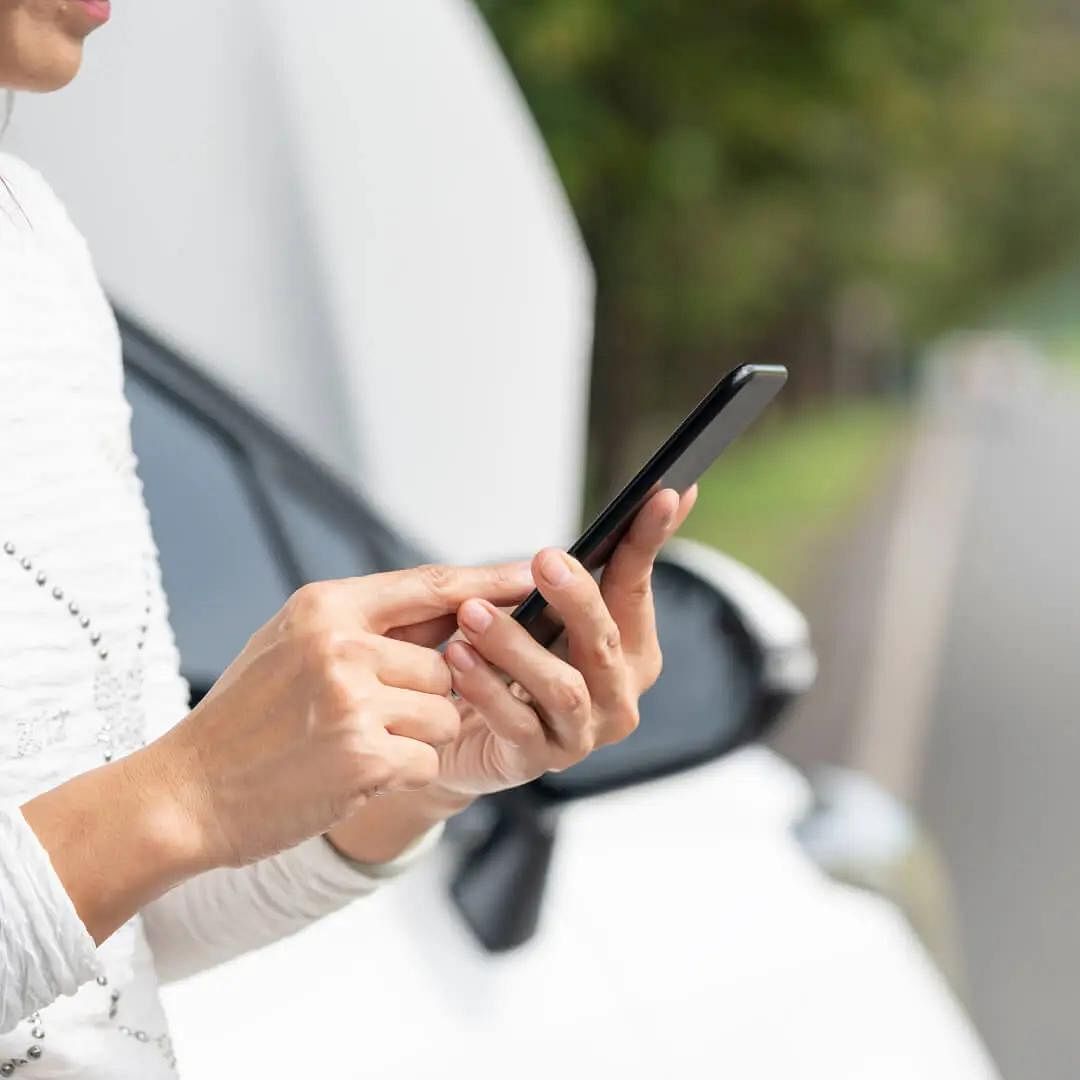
xmin=141 ymin=826 xmax=441 ymax=983
xmin=0 ymin=806 xmax=101 ymax=1034
xmin=136 ymin=548 xmax=442 ymax=984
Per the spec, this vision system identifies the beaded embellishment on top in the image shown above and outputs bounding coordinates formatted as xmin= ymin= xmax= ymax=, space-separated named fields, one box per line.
xmin=15 ymin=709 xmax=69 ymax=760
xmin=1 ymin=538 xmax=176 ymax=1073
xmin=1 ymin=538 xmax=150 ymax=761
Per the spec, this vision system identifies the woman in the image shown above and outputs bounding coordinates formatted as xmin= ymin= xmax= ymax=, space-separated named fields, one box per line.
xmin=0 ymin=1 xmax=696 ymax=1076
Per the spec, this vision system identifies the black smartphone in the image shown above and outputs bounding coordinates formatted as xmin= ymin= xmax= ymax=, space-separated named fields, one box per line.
xmin=513 ymin=362 xmax=788 ymax=646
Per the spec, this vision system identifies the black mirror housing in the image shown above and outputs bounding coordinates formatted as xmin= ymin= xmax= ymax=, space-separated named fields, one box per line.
xmin=449 ymin=792 xmax=559 ymax=953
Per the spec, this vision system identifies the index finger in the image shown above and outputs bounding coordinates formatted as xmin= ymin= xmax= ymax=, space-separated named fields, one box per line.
xmin=356 ymin=561 xmax=535 ymax=634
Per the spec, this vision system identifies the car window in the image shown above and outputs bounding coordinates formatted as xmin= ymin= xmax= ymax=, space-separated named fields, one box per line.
xmin=264 ymin=474 xmax=383 ymax=584
xmin=125 ymin=369 xmax=293 ymax=694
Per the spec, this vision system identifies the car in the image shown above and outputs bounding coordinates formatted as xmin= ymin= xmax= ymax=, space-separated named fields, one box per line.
xmin=122 ymin=315 xmax=999 ymax=1079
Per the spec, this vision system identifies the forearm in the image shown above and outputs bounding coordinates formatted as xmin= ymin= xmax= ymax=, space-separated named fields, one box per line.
xmin=19 ymin=726 xmax=466 ymax=983
xmin=20 ymin=747 xmax=464 ymax=981
xmin=20 ymin=744 xmax=207 ymax=946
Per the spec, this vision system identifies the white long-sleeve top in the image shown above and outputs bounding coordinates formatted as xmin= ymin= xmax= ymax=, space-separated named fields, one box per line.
xmin=0 ymin=152 xmax=437 ymax=1077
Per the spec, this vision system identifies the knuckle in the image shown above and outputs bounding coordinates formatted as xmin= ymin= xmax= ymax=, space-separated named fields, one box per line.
xmin=338 ymin=634 xmax=382 ymax=675
xmin=609 ymin=701 xmax=641 ymax=742
xmin=349 ymin=748 xmax=394 ymax=793
xmin=287 ymin=581 xmax=336 ymax=625
xmin=587 ymin=623 xmax=623 ymax=669
xmin=322 ymin=672 xmax=362 ymax=717
xmin=301 ymin=629 xmax=348 ymax=673
xmin=568 ymin=727 xmax=596 ymax=761
xmin=305 ymin=646 xmax=377 ymax=717
xmin=417 ymin=563 xmax=457 ymax=599
xmin=552 ymin=669 xmax=590 ymax=716
xmin=491 ymin=563 xmax=522 ymax=591
xmin=640 ymin=646 xmax=664 ymax=689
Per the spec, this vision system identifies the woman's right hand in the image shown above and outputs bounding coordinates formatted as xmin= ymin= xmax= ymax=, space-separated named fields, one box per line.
xmin=23 ymin=560 xmax=533 ymax=944
xmin=155 ymin=561 xmax=534 ymax=870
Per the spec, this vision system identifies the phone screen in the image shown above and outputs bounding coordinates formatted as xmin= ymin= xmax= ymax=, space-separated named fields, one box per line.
xmin=513 ymin=363 xmax=787 ymax=646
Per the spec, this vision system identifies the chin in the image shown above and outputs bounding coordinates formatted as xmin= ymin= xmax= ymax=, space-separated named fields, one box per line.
xmin=21 ymin=42 xmax=84 ymax=91
xmin=1 ymin=29 xmax=84 ymax=92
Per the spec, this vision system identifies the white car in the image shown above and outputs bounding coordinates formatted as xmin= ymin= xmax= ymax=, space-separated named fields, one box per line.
xmin=118 ymin=325 xmax=998 ymax=1079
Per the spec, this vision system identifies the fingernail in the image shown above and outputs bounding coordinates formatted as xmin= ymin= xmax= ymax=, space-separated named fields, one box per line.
xmin=446 ymin=641 xmax=476 ymax=671
xmin=459 ymin=598 xmax=493 ymax=634
xmin=538 ymin=549 xmax=572 ymax=587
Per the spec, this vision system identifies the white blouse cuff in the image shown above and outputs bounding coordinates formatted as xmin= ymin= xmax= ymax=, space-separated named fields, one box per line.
xmin=316 ymin=821 xmax=446 ymax=887
xmin=0 ymin=806 xmax=100 ymax=1034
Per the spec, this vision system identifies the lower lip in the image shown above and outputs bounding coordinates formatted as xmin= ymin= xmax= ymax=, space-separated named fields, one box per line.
xmin=74 ymin=0 xmax=111 ymax=23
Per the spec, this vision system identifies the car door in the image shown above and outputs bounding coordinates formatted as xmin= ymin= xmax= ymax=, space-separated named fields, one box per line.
xmin=123 ymin=313 xmax=423 ymax=703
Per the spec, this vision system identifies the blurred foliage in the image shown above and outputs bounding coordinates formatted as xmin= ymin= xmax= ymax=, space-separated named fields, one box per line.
xmin=683 ymin=403 xmax=906 ymax=593
xmin=996 ymin=257 xmax=1080 ymax=365
xmin=476 ymin=0 xmax=1080 ymax=491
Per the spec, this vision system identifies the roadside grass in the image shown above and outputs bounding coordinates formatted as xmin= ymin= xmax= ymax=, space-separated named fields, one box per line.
xmin=680 ymin=402 xmax=910 ymax=598
xmin=994 ymin=258 xmax=1080 ymax=366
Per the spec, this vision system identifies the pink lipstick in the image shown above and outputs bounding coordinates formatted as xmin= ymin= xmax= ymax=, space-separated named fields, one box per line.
xmin=74 ymin=0 xmax=111 ymax=24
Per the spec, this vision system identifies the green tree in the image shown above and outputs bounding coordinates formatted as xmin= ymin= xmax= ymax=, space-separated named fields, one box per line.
xmin=477 ymin=0 xmax=1080 ymax=494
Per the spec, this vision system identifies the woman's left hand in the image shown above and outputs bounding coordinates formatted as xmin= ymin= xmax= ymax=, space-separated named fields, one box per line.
xmin=324 ymin=485 xmax=696 ymax=862
xmin=434 ymin=485 xmax=697 ymax=798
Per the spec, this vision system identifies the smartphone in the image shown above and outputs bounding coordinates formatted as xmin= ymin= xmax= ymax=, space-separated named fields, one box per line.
xmin=512 ymin=363 xmax=788 ymax=647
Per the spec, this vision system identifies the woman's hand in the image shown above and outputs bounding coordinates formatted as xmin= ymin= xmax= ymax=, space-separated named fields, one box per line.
xmin=24 ymin=561 xmax=532 ymax=943
xmin=326 ymin=486 xmax=696 ymax=864
xmin=326 ymin=488 xmax=695 ymax=864
xmin=161 ymin=562 xmax=535 ymax=869
xmin=433 ymin=487 xmax=697 ymax=798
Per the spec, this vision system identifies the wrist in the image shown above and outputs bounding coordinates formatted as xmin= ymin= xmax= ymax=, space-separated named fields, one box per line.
xmin=21 ymin=744 xmax=209 ymax=945
xmin=121 ymin=738 xmax=219 ymax=878
xmin=325 ymin=785 xmax=474 ymax=866
xmin=408 ymin=782 xmax=477 ymax=819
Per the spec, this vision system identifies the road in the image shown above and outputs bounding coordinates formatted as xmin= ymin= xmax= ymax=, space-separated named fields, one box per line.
xmin=772 ymin=347 xmax=1080 ymax=1078
xmin=919 ymin=359 xmax=1080 ymax=1080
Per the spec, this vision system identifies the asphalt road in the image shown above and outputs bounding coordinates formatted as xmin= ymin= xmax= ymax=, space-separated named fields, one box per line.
xmin=919 ymin=361 xmax=1080 ymax=1080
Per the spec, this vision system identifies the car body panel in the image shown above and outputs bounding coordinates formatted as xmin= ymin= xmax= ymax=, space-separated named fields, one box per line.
xmin=163 ymin=748 xmax=998 ymax=1078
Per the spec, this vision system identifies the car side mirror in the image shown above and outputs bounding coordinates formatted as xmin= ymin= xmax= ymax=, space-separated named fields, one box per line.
xmin=449 ymin=790 xmax=559 ymax=952
xmin=449 ymin=540 xmax=817 ymax=951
